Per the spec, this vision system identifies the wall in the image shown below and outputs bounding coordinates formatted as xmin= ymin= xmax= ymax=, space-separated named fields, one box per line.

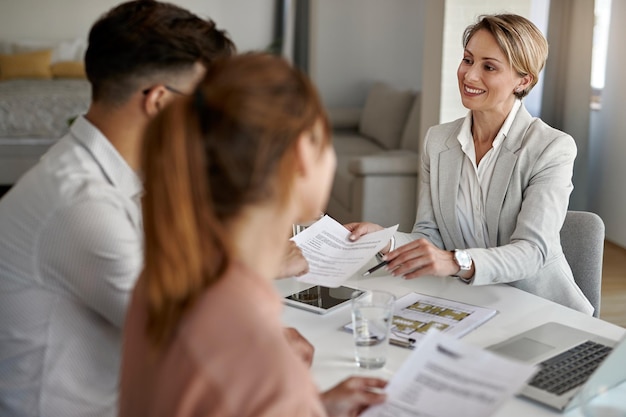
xmin=1 ymin=0 xmax=424 ymax=109
xmin=309 ymin=0 xmax=424 ymax=108
xmin=589 ymin=0 xmax=626 ymax=247
xmin=439 ymin=0 xmax=539 ymax=123
xmin=0 ymin=0 xmax=274 ymax=52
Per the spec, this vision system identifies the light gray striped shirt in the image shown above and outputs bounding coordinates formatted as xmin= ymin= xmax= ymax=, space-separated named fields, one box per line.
xmin=0 ymin=116 xmax=143 ymax=417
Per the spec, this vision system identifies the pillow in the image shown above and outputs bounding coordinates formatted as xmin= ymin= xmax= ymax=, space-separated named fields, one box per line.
xmin=399 ymin=92 xmax=422 ymax=152
xmin=51 ymin=61 xmax=86 ymax=78
xmin=359 ymin=83 xmax=415 ymax=150
xmin=0 ymin=49 xmax=53 ymax=80
xmin=12 ymin=40 xmax=56 ymax=55
xmin=54 ymin=38 xmax=87 ymax=62
xmin=13 ymin=38 xmax=87 ymax=63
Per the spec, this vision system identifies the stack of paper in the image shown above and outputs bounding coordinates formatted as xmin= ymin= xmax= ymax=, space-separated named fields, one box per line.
xmin=361 ymin=331 xmax=537 ymax=417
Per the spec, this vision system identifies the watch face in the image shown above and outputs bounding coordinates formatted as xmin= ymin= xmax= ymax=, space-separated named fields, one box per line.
xmin=455 ymin=250 xmax=472 ymax=270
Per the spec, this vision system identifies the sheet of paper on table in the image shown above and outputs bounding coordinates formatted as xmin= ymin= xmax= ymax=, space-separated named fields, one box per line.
xmin=360 ymin=330 xmax=537 ymax=417
xmin=291 ymin=215 xmax=398 ymax=287
xmin=344 ymin=292 xmax=498 ymax=348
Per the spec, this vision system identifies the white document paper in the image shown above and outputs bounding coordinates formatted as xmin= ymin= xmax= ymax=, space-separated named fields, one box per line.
xmin=344 ymin=292 xmax=497 ymax=348
xmin=361 ymin=331 xmax=537 ymax=417
xmin=291 ymin=215 xmax=398 ymax=287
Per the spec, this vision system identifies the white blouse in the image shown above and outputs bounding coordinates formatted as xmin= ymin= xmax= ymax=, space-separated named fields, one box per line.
xmin=455 ymin=99 xmax=522 ymax=248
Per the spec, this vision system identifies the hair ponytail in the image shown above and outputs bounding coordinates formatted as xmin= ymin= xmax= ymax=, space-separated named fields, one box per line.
xmin=141 ymin=52 xmax=330 ymax=348
xmin=142 ymin=97 xmax=229 ymax=347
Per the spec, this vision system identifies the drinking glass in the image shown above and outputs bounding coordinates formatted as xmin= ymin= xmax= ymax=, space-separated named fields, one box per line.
xmin=351 ymin=289 xmax=396 ymax=369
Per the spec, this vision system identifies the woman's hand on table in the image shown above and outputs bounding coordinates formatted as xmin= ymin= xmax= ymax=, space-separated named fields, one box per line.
xmin=321 ymin=376 xmax=387 ymax=417
xmin=385 ymin=238 xmax=460 ymax=279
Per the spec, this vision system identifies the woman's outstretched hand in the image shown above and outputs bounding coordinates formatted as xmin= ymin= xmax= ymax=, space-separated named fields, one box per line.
xmin=344 ymin=222 xmax=391 ymax=253
xmin=277 ymin=241 xmax=309 ymax=278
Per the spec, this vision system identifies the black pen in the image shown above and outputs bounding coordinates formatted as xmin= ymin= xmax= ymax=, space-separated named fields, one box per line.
xmin=362 ymin=260 xmax=389 ymax=276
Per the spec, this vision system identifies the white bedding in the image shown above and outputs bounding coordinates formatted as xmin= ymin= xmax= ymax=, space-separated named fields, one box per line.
xmin=0 ymin=79 xmax=90 ymax=138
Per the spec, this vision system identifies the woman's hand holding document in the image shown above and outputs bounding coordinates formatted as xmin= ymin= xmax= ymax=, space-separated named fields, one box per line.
xmin=291 ymin=215 xmax=398 ymax=287
xmin=360 ymin=331 xmax=537 ymax=417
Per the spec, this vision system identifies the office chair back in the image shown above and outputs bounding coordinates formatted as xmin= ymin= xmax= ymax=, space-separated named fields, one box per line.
xmin=560 ymin=211 xmax=605 ymax=317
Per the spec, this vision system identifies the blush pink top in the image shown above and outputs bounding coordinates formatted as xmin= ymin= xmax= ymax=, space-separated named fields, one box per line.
xmin=118 ymin=262 xmax=326 ymax=417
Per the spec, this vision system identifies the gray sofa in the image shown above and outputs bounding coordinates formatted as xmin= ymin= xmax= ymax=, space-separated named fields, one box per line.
xmin=326 ymin=83 xmax=421 ymax=232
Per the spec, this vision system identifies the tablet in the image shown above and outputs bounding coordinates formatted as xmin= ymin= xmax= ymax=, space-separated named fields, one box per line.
xmin=284 ymin=285 xmax=363 ymax=314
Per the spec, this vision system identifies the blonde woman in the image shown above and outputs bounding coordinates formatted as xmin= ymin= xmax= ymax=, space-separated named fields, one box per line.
xmin=347 ymin=14 xmax=593 ymax=315
xmin=118 ymin=53 xmax=386 ymax=416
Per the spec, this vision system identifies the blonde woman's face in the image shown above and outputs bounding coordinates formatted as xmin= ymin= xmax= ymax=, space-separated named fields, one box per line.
xmin=457 ymin=29 xmax=526 ymax=114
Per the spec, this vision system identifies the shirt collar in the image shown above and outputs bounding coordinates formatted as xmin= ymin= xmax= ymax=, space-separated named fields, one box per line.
xmin=70 ymin=116 xmax=143 ymax=199
xmin=457 ymin=99 xmax=523 ymax=151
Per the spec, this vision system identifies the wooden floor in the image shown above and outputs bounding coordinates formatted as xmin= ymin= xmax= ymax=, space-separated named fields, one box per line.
xmin=601 ymin=241 xmax=626 ymax=328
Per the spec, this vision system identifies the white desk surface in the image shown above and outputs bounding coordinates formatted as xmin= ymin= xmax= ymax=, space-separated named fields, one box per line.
xmin=276 ymin=266 xmax=625 ymax=417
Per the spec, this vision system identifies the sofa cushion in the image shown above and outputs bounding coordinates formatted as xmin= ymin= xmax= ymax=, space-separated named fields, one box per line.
xmin=51 ymin=61 xmax=86 ymax=79
xmin=332 ymin=132 xmax=384 ymax=156
xmin=332 ymin=155 xmax=355 ymax=210
xmin=328 ymin=108 xmax=361 ymax=129
xmin=13 ymin=38 xmax=87 ymax=63
xmin=331 ymin=126 xmax=387 ymax=211
xmin=400 ymin=92 xmax=421 ymax=152
xmin=359 ymin=83 xmax=414 ymax=150
xmin=0 ymin=49 xmax=53 ymax=80
xmin=348 ymin=151 xmax=419 ymax=176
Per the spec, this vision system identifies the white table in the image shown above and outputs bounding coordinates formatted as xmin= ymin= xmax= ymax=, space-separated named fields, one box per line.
xmin=277 ymin=266 xmax=625 ymax=417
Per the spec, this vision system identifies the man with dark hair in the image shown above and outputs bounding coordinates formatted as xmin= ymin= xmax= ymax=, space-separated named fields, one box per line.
xmin=0 ymin=2 xmax=234 ymax=416
xmin=85 ymin=0 xmax=234 ymax=105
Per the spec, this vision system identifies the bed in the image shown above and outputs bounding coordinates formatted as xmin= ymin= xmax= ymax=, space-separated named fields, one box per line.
xmin=0 ymin=38 xmax=90 ymax=184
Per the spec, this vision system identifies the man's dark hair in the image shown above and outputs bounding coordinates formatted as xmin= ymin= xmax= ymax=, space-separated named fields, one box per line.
xmin=85 ymin=0 xmax=235 ymax=105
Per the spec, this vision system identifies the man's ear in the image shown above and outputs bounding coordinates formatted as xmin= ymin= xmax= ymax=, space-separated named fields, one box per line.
xmin=142 ymin=86 xmax=168 ymax=117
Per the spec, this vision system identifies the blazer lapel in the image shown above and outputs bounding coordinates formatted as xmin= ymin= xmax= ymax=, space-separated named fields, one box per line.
xmin=485 ymin=105 xmax=532 ymax=245
xmin=438 ymin=132 xmax=466 ymax=249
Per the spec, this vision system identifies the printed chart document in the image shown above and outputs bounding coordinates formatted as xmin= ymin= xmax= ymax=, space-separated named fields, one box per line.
xmin=344 ymin=292 xmax=497 ymax=348
xmin=291 ymin=215 xmax=398 ymax=287
xmin=361 ymin=331 xmax=537 ymax=417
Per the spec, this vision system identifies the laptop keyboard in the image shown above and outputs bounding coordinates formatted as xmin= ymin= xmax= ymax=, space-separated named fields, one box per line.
xmin=529 ymin=340 xmax=613 ymax=396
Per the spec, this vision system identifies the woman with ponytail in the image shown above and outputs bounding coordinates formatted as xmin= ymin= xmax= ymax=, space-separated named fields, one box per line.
xmin=118 ymin=53 xmax=387 ymax=417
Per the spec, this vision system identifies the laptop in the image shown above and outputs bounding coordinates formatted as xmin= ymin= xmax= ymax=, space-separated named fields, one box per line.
xmin=487 ymin=322 xmax=626 ymax=411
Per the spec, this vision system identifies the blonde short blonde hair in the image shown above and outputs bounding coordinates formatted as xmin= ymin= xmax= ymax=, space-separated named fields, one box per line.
xmin=463 ymin=14 xmax=548 ymax=99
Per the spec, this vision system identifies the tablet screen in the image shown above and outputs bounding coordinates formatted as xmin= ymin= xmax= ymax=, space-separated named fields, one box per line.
xmin=284 ymin=285 xmax=363 ymax=314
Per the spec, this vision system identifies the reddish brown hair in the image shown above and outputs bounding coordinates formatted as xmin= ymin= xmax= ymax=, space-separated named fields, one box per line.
xmin=141 ymin=53 xmax=330 ymax=347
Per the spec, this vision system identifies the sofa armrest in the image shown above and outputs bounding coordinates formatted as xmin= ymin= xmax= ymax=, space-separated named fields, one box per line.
xmin=347 ymin=152 xmax=418 ymax=176
xmin=328 ymin=107 xmax=362 ymax=129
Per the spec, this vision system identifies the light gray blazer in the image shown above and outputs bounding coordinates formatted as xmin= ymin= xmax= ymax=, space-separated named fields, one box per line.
xmin=396 ymin=105 xmax=593 ymax=314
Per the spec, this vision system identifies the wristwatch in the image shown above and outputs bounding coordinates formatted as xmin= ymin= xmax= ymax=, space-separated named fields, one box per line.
xmin=453 ymin=249 xmax=472 ymax=276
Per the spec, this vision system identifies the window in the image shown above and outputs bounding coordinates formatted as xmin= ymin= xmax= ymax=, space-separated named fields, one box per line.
xmin=591 ymin=0 xmax=612 ymax=110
